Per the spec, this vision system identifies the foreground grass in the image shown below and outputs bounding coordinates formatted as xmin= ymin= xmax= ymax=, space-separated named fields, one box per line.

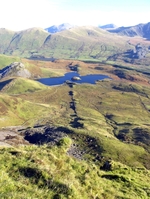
xmin=0 ymin=141 xmax=150 ymax=199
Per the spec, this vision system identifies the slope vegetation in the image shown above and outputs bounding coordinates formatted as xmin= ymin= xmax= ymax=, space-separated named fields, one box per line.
xmin=0 ymin=26 xmax=132 ymax=61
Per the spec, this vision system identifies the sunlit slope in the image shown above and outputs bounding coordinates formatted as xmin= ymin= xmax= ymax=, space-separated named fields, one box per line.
xmin=0 ymin=26 xmax=132 ymax=61
xmin=3 ymin=28 xmax=49 ymax=57
xmin=1 ymin=77 xmax=48 ymax=94
xmin=0 ymin=54 xmax=21 ymax=69
xmin=0 ymin=93 xmax=52 ymax=127
xmin=0 ymin=28 xmax=15 ymax=53
xmin=42 ymin=26 xmax=131 ymax=60
xmin=4 ymin=81 xmax=149 ymax=168
xmin=0 ymin=145 xmax=150 ymax=199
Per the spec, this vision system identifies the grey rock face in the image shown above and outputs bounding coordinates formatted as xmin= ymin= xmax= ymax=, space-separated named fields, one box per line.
xmin=0 ymin=62 xmax=31 ymax=79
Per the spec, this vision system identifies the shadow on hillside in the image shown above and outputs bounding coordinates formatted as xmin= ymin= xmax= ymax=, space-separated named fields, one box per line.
xmin=0 ymin=79 xmax=13 ymax=90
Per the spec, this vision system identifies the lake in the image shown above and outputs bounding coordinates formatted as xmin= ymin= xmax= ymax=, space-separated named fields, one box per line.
xmin=37 ymin=72 xmax=110 ymax=86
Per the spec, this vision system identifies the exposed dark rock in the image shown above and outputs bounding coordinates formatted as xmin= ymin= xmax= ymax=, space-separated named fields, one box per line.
xmin=100 ymin=160 xmax=112 ymax=171
xmin=101 ymin=174 xmax=129 ymax=182
xmin=70 ymin=117 xmax=84 ymax=128
xmin=24 ymin=127 xmax=67 ymax=145
xmin=68 ymin=64 xmax=79 ymax=72
xmin=22 ymin=125 xmax=103 ymax=161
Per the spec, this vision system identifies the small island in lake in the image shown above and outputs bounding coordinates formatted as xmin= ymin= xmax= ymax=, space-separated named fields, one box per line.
xmin=71 ymin=76 xmax=81 ymax=81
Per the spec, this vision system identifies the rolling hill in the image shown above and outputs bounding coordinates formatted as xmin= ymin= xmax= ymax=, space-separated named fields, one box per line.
xmin=0 ymin=25 xmax=150 ymax=65
xmin=0 ymin=26 xmax=134 ymax=62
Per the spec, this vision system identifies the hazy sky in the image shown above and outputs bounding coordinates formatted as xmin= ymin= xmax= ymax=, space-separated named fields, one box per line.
xmin=0 ymin=0 xmax=150 ymax=31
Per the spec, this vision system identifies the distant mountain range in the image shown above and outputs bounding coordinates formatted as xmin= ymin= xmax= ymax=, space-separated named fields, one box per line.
xmin=45 ymin=23 xmax=75 ymax=33
xmin=107 ymin=22 xmax=150 ymax=39
xmin=98 ymin=24 xmax=118 ymax=30
xmin=0 ymin=22 xmax=150 ymax=64
xmin=0 ymin=26 xmax=131 ymax=61
xmin=44 ymin=22 xmax=150 ymax=40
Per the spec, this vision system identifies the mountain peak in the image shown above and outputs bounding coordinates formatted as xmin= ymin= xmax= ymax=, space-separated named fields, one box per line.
xmin=107 ymin=21 xmax=150 ymax=39
xmin=45 ymin=23 xmax=75 ymax=33
xmin=99 ymin=24 xmax=118 ymax=30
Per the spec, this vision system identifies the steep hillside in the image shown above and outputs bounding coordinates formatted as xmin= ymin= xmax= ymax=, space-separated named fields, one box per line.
xmin=0 ymin=25 xmax=150 ymax=66
xmin=108 ymin=22 xmax=150 ymax=39
xmin=0 ymin=28 xmax=15 ymax=53
xmin=0 ymin=26 xmax=132 ymax=62
xmin=41 ymin=26 xmax=131 ymax=60
xmin=3 ymin=28 xmax=49 ymax=57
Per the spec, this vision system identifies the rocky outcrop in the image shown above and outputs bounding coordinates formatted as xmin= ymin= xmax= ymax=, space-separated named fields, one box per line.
xmin=133 ymin=44 xmax=149 ymax=59
xmin=0 ymin=62 xmax=31 ymax=79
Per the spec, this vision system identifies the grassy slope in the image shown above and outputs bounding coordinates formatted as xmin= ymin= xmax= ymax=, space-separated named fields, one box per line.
xmin=0 ymin=54 xmax=69 ymax=78
xmin=0 ymin=54 xmax=21 ymax=69
xmin=0 ymin=28 xmax=15 ymax=53
xmin=0 ymin=26 xmax=133 ymax=61
xmin=1 ymin=77 xmax=48 ymax=94
xmin=3 ymin=28 xmax=49 ymax=57
xmin=0 ymin=144 xmax=150 ymax=199
xmin=42 ymin=26 xmax=131 ymax=60
xmin=1 ymin=56 xmax=150 ymax=198
xmin=0 ymin=92 xmax=53 ymax=127
xmin=1 ymin=26 xmax=150 ymax=65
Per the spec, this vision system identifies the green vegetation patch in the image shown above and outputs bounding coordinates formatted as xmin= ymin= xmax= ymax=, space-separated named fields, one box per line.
xmin=0 ymin=145 xmax=150 ymax=199
xmin=2 ymin=77 xmax=49 ymax=94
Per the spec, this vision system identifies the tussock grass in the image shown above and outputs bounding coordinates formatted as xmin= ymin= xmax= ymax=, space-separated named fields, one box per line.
xmin=0 ymin=144 xmax=150 ymax=199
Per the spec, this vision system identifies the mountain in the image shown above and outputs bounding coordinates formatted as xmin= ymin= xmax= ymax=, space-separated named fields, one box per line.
xmin=99 ymin=24 xmax=117 ymax=29
xmin=0 ymin=25 xmax=150 ymax=64
xmin=108 ymin=22 xmax=150 ymax=39
xmin=0 ymin=26 xmax=131 ymax=61
xmin=45 ymin=23 xmax=74 ymax=33
xmin=0 ymin=34 xmax=150 ymax=197
xmin=4 ymin=27 xmax=49 ymax=57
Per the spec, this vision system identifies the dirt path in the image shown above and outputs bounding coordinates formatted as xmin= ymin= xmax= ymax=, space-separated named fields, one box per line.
xmin=0 ymin=127 xmax=29 ymax=146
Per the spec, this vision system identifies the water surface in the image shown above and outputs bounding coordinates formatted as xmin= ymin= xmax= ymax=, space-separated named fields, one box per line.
xmin=37 ymin=72 xmax=110 ymax=86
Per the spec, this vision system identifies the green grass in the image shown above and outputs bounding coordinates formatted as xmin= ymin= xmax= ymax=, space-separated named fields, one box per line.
xmin=2 ymin=77 xmax=49 ymax=94
xmin=0 ymin=54 xmax=21 ymax=69
xmin=0 ymin=93 xmax=53 ymax=127
xmin=0 ymin=143 xmax=150 ymax=199
xmin=0 ymin=26 xmax=132 ymax=61
xmin=1 ymin=56 xmax=150 ymax=198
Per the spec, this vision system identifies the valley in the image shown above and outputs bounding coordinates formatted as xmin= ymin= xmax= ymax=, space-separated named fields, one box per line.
xmin=0 ymin=25 xmax=150 ymax=198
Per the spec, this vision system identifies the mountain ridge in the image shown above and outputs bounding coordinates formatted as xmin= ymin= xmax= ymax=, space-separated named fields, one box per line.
xmin=0 ymin=23 xmax=150 ymax=64
xmin=45 ymin=23 xmax=75 ymax=33
xmin=107 ymin=22 xmax=150 ymax=39
xmin=0 ymin=26 xmax=131 ymax=61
